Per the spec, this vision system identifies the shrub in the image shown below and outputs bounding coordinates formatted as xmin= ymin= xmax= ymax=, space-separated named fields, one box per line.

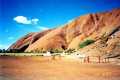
xmin=41 ymin=50 xmax=46 ymax=53
xmin=51 ymin=50 xmax=57 ymax=53
xmin=35 ymin=50 xmax=39 ymax=53
xmin=58 ymin=50 xmax=63 ymax=53
xmin=78 ymin=40 xmax=95 ymax=49
xmin=101 ymin=35 xmax=105 ymax=40
xmin=35 ymin=50 xmax=47 ymax=53
xmin=66 ymin=48 xmax=75 ymax=53
xmin=31 ymin=50 xmax=33 ymax=53
xmin=47 ymin=49 xmax=63 ymax=53
xmin=55 ymin=49 xmax=63 ymax=53
xmin=47 ymin=50 xmax=53 ymax=53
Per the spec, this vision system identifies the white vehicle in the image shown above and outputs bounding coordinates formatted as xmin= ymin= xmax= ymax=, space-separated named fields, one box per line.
xmin=47 ymin=52 xmax=51 ymax=56
xmin=77 ymin=53 xmax=85 ymax=59
xmin=43 ymin=53 xmax=46 ymax=56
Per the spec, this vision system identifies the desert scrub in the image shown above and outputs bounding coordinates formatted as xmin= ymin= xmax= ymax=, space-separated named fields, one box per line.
xmin=101 ymin=35 xmax=105 ymax=40
xmin=47 ymin=49 xmax=63 ymax=53
xmin=35 ymin=50 xmax=40 ymax=53
xmin=78 ymin=40 xmax=95 ymax=49
xmin=40 ymin=51 xmax=46 ymax=53
xmin=65 ymin=48 xmax=75 ymax=53
xmin=35 ymin=50 xmax=46 ymax=53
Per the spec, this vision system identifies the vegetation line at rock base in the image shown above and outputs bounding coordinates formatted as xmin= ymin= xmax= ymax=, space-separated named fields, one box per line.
xmin=34 ymin=48 xmax=75 ymax=54
xmin=0 ymin=48 xmax=75 ymax=56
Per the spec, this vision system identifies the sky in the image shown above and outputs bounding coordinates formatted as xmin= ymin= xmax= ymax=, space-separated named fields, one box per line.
xmin=0 ymin=0 xmax=120 ymax=50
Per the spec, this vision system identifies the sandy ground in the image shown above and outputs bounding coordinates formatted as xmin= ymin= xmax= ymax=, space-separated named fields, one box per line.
xmin=0 ymin=56 xmax=120 ymax=80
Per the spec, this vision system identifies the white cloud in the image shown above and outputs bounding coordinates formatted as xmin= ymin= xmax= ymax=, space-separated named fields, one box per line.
xmin=36 ymin=26 xmax=49 ymax=30
xmin=5 ymin=30 xmax=8 ymax=32
xmin=8 ymin=37 xmax=14 ymax=39
xmin=13 ymin=16 xmax=39 ymax=24
xmin=13 ymin=16 xmax=31 ymax=24
xmin=32 ymin=19 xmax=39 ymax=24
xmin=0 ymin=44 xmax=10 ymax=50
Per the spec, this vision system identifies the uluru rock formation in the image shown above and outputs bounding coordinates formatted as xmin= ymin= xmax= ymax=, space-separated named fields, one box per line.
xmin=8 ymin=8 xmax=120 ymax=56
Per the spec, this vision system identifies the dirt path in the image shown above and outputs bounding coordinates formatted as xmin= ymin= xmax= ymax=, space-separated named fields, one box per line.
xmin=0 ymin=56 xmax=120 ymax=80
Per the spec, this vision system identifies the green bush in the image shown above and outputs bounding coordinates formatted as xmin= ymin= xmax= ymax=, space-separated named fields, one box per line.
xmin=47 ymin=50 xmax=53 ymax=53
xmin=34 ymin=50 xmax=47 ymax=53
xmin=35 ymin=50 xmax=40 ymax=53
xmin=78 ymin=40 xmax=95 ymax=49
xmin=65 ymin=48 xmax=75 ymax=53
xmin=41 ymin=51 xmax=46 ymax=53
xmin=101 ymin=35 xmax=105 ymax=40
xmin=55 ymin=49 xmax=63 ymax=53
xmin=47 ymin=49 xmax=63 ymax=53
xmin=58 ymin=50 xmax=63 ymax=53
xmin=51 ymin=50 xmax=57 ymax=53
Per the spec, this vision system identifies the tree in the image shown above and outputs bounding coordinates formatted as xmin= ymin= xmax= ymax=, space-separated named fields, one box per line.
xmin=2 ymin=49 xmax=6 ymax=53
xmin=0 ymin=49 xmax=6 ymax=53
xmin=0 ymin=49 xmax=2 ymax=53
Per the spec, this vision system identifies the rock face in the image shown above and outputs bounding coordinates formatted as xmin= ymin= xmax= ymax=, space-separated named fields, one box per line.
xmin=8 ymin=8 xmax=120 ymax=56
xmin=7 ymin=28 xmax=56 ymax=52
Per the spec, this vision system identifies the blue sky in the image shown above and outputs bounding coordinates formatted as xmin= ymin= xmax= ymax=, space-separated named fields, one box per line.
xmin=0 ymin=0 xmax=120 ymax=50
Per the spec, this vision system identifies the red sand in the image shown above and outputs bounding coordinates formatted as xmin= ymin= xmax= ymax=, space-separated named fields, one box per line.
xmin=0 ymin=56 xmax=120 ymax=80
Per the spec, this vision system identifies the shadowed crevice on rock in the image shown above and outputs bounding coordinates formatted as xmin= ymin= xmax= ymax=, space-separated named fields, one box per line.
xmin=109 ymin=27 xmax=120 ymax=36
xmin=31 ymin=37 xmax=39 ymax=44
xmin=62 ymin=45 xmax=66 ymax=50
xmin=19 ymin=45 xmax=29 ymax=52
